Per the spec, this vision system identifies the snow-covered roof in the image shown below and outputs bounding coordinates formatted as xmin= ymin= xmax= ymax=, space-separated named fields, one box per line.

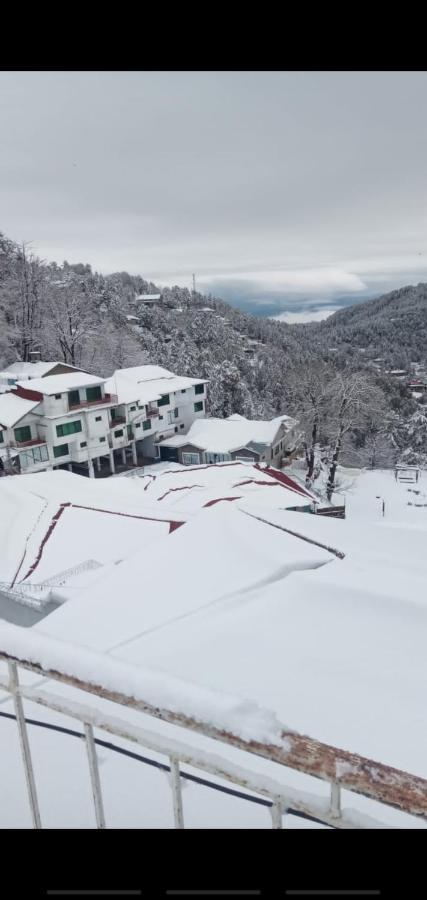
xmin=16 ymin=372 xmax=106 ymax=395
xmin=0 ymin=361 xmax=74 ymax=380
xmin=136 ymin=294 xmax=161 ymax=301
xmin=158 ymin=414 xmax=295 ymax=453
xmin=0 ymin=393 xmax=41 ymax=428
xmin=105 ymin=366 xmax=207 ymax=406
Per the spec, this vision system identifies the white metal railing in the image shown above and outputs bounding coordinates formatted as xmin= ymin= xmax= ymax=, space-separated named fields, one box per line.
xmin=0 ymin=650 xmax=426 ymax=830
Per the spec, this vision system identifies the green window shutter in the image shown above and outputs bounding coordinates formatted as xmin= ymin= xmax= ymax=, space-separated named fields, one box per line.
xmin=53 ymin=443 xmax=69 ymax=458
xmin=86 ymin=386 xmax=102 ymax=402
xmin=174 ymin=407 xmax=179 ymax=418
xmin=14 ymin=426 xmax=32 ymax=443
xmin=56 ymin=420 xmax=82 ymax=438
xmin=158 ymin=394 xmax=170 ymax=407
xmin=143 ymin=419 xmax=151 ymax=431
xmin=127 ymin=425 xmax=133 ymax=439
xmin=194 ymin=383 xmax=204 ymax=395
xmin=114 ymin=429 xmax=124 ymax=438
xmin=68 ymin=390 xmax=80 ymax=407
xmin=194 ymin=401 xmax=203 ymax=413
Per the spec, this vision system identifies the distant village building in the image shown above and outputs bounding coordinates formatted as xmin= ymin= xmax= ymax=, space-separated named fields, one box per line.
xmin=135 ymin=293 xmax=162 ymax=310
xmin=156 ymin=413 xmax=300 ymax=467
xmin=0 ymin=358 xmax=82 ymax=393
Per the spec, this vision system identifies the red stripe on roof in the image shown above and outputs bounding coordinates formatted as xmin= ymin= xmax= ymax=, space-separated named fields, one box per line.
xmin=255 ymin=465 xmax=316 ymax=499
xmin=203 ymin=496 xmax=242 ymax=508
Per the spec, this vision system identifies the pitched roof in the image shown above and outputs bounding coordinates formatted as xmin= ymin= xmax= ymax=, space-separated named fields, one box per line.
xmin=105 ymin=366 xmax=207 ymax=406
xmin=158 ymin=414 xmax=295 ymax=453
xmin=0 ymin=393 xmax=41 ymax=428
xmin=16 ymin=372 xmax=105 ymax=395
xmin=0 ymin=361 xmax=79 ymax=379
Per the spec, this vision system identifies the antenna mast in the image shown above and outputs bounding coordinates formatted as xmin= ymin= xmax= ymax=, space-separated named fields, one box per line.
xmin=192 ymin=273 xmax=196 ymax=296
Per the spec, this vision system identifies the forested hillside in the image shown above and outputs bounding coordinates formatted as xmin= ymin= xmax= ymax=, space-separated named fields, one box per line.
xmin=1 ymin=231 xmax=426 ymax=474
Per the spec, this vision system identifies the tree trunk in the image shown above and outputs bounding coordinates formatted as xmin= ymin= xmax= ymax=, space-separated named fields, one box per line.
xmin=326 ymin=430 xmax=343 ymax=501
xmin=307 ymin=416 xmax=318 ymax=480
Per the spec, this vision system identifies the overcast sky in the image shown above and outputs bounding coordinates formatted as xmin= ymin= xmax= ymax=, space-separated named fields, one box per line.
xmin=1 ymin=71 xmax=427 ymax=320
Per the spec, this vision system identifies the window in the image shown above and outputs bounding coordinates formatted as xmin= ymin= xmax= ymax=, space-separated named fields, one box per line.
xmin=53 ymin=443 xmax=69 ymax=458
xmin=127 ymin=425 xmax=133 ymax=439
xmin=135 ymin=422 xmax=141 ymax=428
xmin=158 ymin=394 xmax=170 ymax=406
xmin=86 ymin=386 xmax=102 ymax=403
xmin=194 ymin=401 xmax=203 ymax=413
xmin=68 ymin=390 xmax=80 ymax=407
xmin=143 ymin=420 xmax=151 ymax=431
xmin=114 ymin=429 xmax=124 ymax=438
xmin=159 ymin=415 xmax=163 ymax=420
xmin=181 ymin=389 xmax=186 ymax=394
xmin=235 ymin=455 xmax=255 ymax=463
xmin=175 ymin=427 xmax=178 ymax=433
xmin=99 ymin=437 xmax=106 ymax=443
xmin=56 ymin=420 xmax=82 ymax=438
xmin=130 ymin=405 xmax=136 ymax=411
xmin=274 ymin=444 xmax=280 ymax=455
xmin=14 ymin=426 xmax=32 ymax=443
xmin=95 ymin=416 xmax=102 ymax=422
xmin=19 ymin=444 xmax=49 ymax=467
xmin=182 ymin=451 xmax=200 ymax=465
xmin=80 ymin=441 xmax=87 ymax=448
xmin=180 ymin=424 xmax=185 ymax=429
xmin=195 ymin=383 xmax=204 ymax=395
xmin=174 ymin=407 xmax=179 ymax=418
xmin=0 ymin=431 xmax=3 ymax=444
xmin=111 ymin=408 xmax=120 ymax=420
xmin=54 ymin=394 xmax=62 ymax=400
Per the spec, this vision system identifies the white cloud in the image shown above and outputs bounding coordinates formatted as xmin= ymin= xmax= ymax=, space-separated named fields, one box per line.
xmin=201 ymin=267 xmax=366 ymax=296
xmin=272 ymin=308 xmax=341 ymax=324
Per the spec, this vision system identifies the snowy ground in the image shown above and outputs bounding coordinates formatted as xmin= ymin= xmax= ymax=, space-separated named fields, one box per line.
xmin=1 ymin=465 xmax=427 ymax=828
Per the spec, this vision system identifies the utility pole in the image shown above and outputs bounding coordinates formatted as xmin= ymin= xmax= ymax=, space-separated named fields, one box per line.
xmin=192 ymin=274 xmax=196 ymax=296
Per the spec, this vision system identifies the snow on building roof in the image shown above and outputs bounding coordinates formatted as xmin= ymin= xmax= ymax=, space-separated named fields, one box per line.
xmin=105 ymin=366 xmax=207 ymax=406
xmin=0 ymin=393 xmax=41 ymax=428
xmin=16 ymin=372 xmax=106 ymax=395
xmin=136 ymin=294 xmax=161 ymax=301
xmin=158 ymin=414 xmax=295 ymax=454
xmin=0 ymin=361 xmax=78 ymax=380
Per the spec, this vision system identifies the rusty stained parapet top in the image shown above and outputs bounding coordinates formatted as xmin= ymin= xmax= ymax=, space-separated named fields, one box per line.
xmin=1 ymin=650 xmax=426 ymax=822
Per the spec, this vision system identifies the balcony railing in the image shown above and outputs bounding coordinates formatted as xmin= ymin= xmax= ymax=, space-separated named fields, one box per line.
xmin=146 ymin=408 xmax=159 ymax=418
xmin=11 ymin=438 xmax=46 ymax=449
xmin=68 ymin=392 xmax=118 ymax=412
xmin=0 ymin=637 xmax=426 ymax=829
xmin=110 ymin=416 xmax=126 ymax=427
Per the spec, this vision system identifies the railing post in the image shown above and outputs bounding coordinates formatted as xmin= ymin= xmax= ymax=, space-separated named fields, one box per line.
xmin=8 ymin=661 xmax=41 ymax=829
xmin=169 ymin=757 xmax=184 ymax=828
xmin=270 ymin=800 xmax=283 ymax=829
xmin=330 ymin=782 xmax=341 ymax=820
xmin=83 ymin=723 xmax=106 ymax=828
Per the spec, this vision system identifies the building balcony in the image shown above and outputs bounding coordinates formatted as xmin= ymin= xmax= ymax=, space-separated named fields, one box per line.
xmin=68 ymin=392 xmax=118 ymax=412
xmin=110 ymin=416 xmax=126 ymax=427
xmin=146 ymin=408 xmax=159 ymax=418
xmin=11 ymin=438 xmax=46 ymax=449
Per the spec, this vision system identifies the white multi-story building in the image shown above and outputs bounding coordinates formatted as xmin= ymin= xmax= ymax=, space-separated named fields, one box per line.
xmin=0 ymin=364 xmax=208 ymax=477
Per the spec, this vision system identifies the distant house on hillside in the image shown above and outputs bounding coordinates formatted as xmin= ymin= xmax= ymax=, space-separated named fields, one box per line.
xmin=135 ymin=293 xmax=162 ymax=310
xmin=157 ymin=413 xmax=301 ymax=467
xmin=0 ymin=357 xmax=83 ymax=393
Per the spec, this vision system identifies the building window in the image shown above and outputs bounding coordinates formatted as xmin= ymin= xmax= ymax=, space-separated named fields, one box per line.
xmin=135 ymin=422 xmax=141 ymax=428
xmin=194 ymin=383 xmax=204 ymax=395
xmin=68 ymin=389 xmax=80 ymax=407
xmin=182 ymin=451 xmax=200 ymax=465
xmin=130 ymin=405 xmax=136 ymax=411
xmin=174 ymin=407 xmax=179 ymax=418
xmin=54 ymin=394 xmax=62 ymax=400
xmin=274 ymin=444 xmax=280 ymax=455
xmin=181 ymin=389 xmax=186 ymax=393
xmin=19 ymin=444 xmax=49 ymax=467
xmin=99 ymin=437 xmax=106 ymax=442
xmin=194 ymin=401 xmax=203 ymax=413
xmin=127 ymin=425 xmax=133 ymax=439
xmin=143 ymin=419 xmax=151 ymax=431
xmin=175 ymin=427 xmax=178 ymax=433
xmin=114 ymin=429 xmax=124 ymax=438
xmin=80 ymin=441 xmax=87 ymax=448
xmin=14 ymin=426 xmax=32 ymax=443
xmin=53 ymin=443 xmax=69 ymax=458
xmin=110 ymin=408 xmax=120 ymax=420
xmin=180 ymin=424 xmax=185 ymax=429
xmin=95 ymin=416 xmax=102 ymax=422
xmin=0 ymin=431 xmax=3 ymax=444
xmin=86 ymin=386 xmax=102 ymax=403
xmin=56 ymin=420 xmax=82 ymax=438
xmin=158 ymin=394 xmax=170 ymax=407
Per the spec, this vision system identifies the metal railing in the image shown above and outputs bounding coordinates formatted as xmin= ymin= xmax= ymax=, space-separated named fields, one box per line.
xmin=0 ymin=648 xmax=426 ymax=830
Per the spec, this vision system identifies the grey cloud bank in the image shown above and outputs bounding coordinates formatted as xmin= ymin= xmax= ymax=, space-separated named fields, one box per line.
xmin=1 ymin=70 xmax=427 ymax=320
